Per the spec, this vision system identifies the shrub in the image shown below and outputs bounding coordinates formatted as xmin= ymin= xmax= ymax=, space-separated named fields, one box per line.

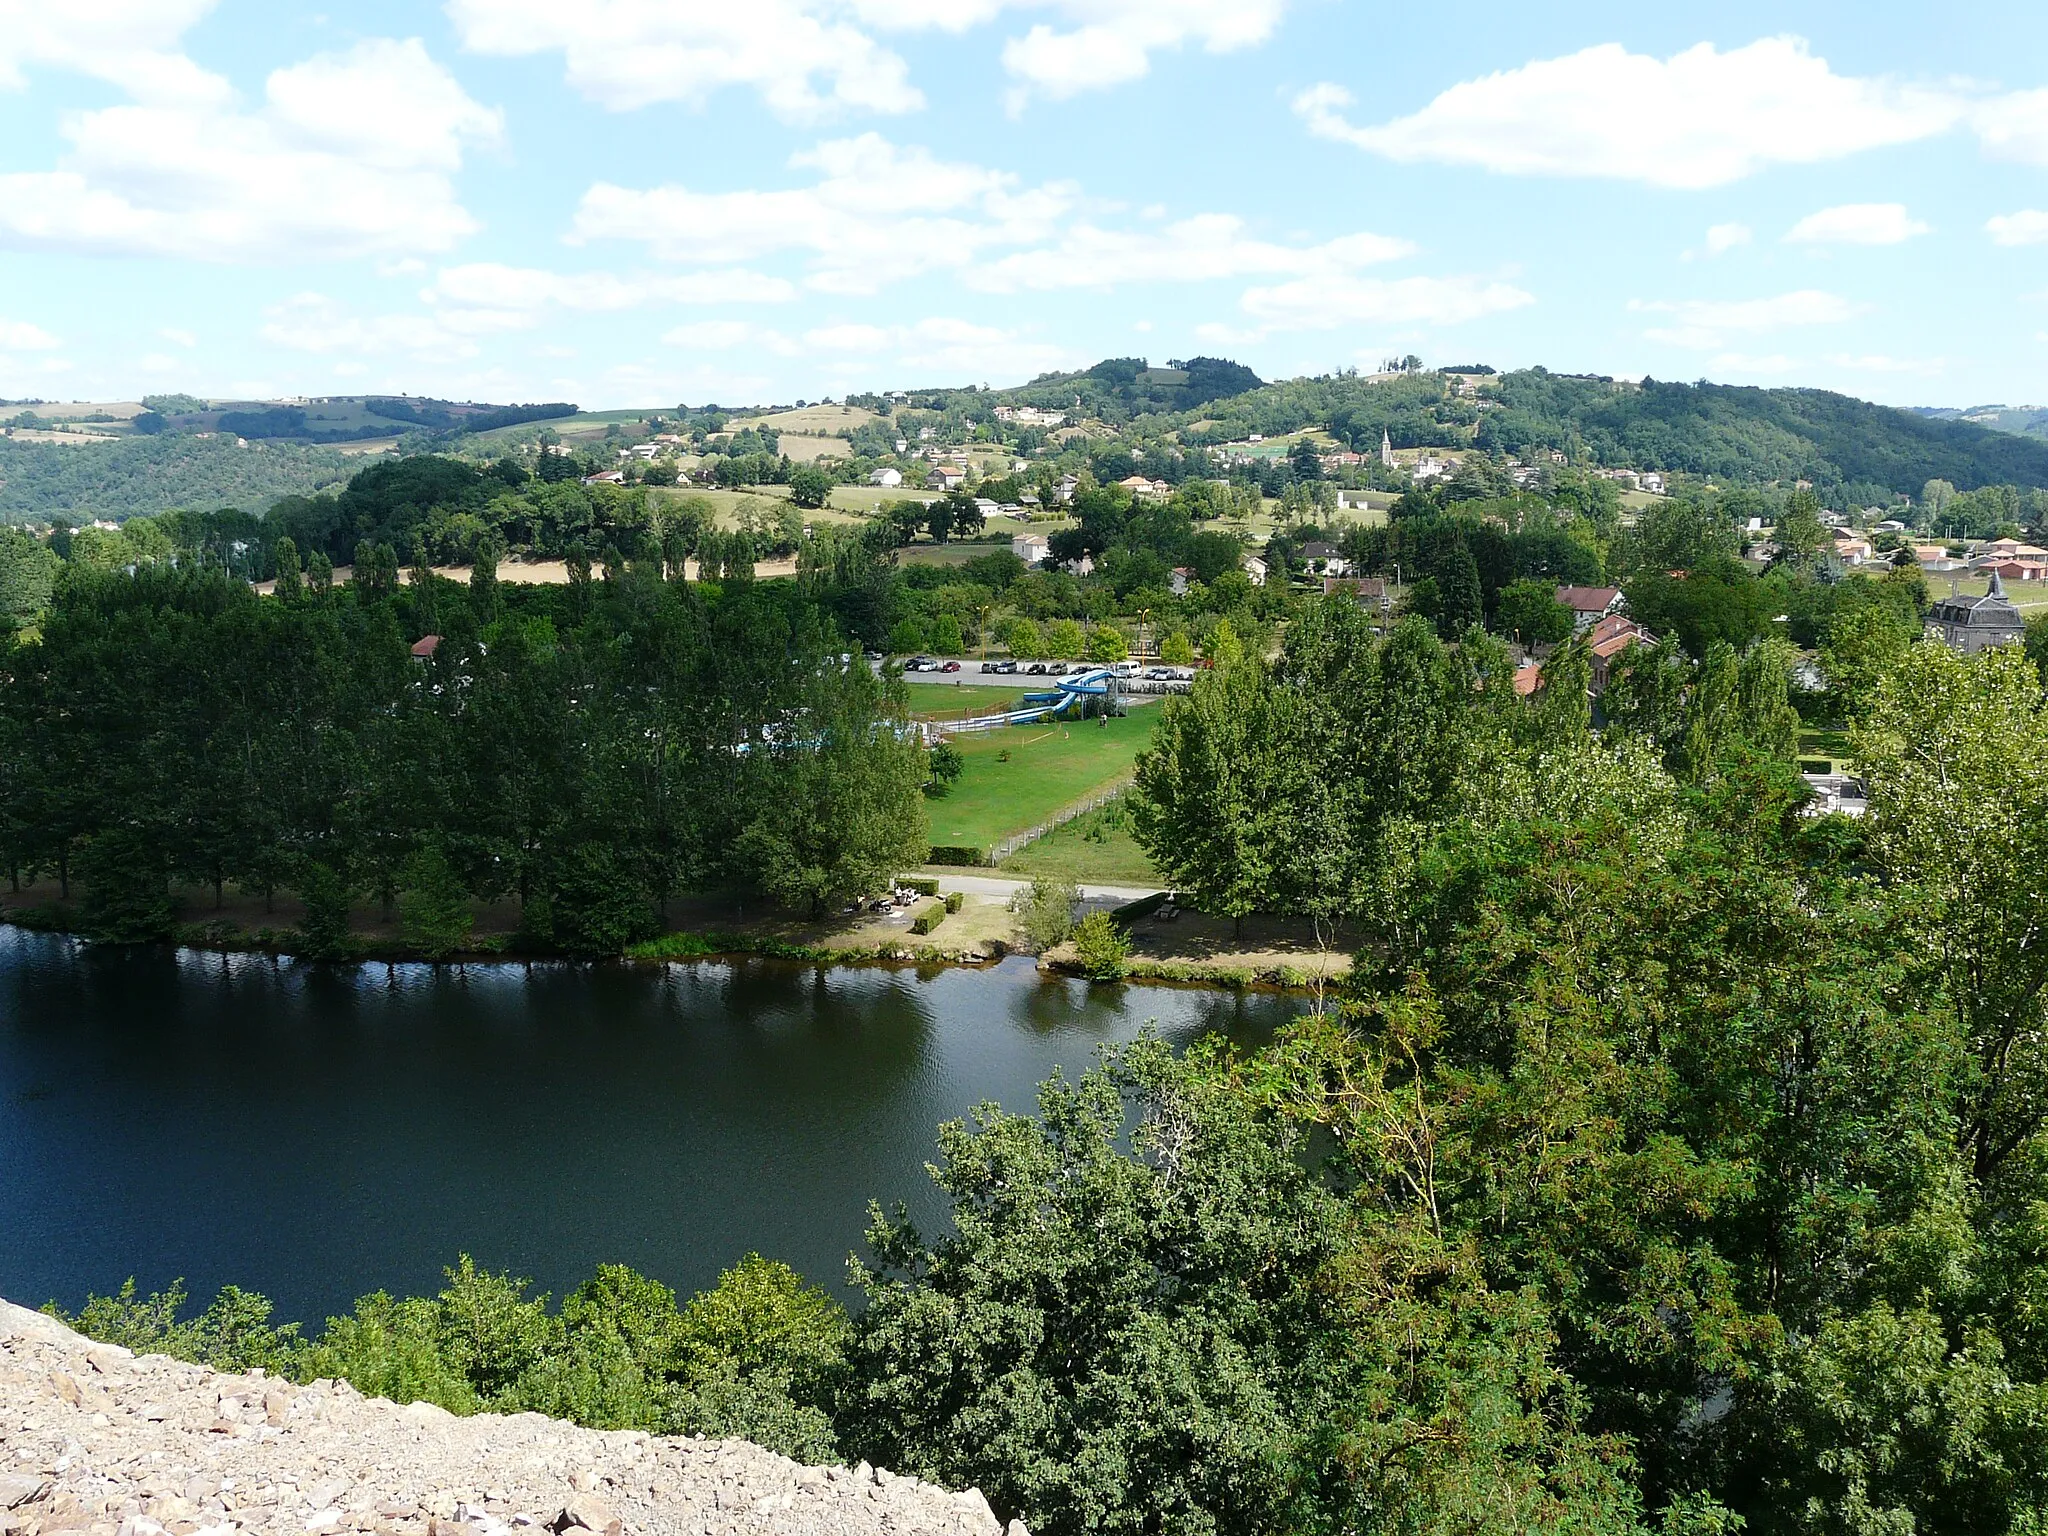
xmin=1073 ymin=911 xmax=1130 ymax=981
xmin=944 ymin=891 xmax=963 ymax=914
xmin=927 ymin=845 xmax=986 ymax=866
xmin=1011 ymin=878 xmax=1077 ymax=951
xmin=903 ymin=876 xmax=940 ymax=897
xmin=911 ymin=901 xmax=945 ymax=935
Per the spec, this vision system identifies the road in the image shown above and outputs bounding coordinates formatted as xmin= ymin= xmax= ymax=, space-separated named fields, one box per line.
xmin=922 ymin=871 xmax=1165 ymax=904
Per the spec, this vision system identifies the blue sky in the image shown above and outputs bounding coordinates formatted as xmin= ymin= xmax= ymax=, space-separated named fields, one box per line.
xmin=2 ymin=1 xmax=2047 ymax=410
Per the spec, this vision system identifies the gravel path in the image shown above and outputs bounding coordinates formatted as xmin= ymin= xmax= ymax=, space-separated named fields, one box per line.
xmin=0 ymin=1302 xmax=1022 ymax=1536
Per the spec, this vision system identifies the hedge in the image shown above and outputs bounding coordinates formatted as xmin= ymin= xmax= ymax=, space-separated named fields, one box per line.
xmin=911 ymin=901 xmax=945 ymax=936
xmin=927 ymin=845 xmax=988 ymax=866
xmin=902 ymin=876 xmax=941 ymax=898
xmin=943 ymin=891 xmax=964 ymax=914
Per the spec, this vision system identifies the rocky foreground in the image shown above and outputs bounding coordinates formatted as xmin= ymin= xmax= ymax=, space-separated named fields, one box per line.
xmin=0 ymin=1303 xmax=1022 ymax=1536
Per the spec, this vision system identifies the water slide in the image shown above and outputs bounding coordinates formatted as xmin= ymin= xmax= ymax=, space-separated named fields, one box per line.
xmin=932 ymin=667 xmax=1119 ymax=735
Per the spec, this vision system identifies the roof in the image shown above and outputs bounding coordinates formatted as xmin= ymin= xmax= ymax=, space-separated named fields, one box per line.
xmin=1300 ymin=541 xmax=1341 ymax=558
xmin=410 ymin=635 xmax=442 ymax=659
xmin=1928 ymin=571 xmax=2024 ymax=627
xmin=1512 ymin=663 xmax=1543 ymax=697
xmin=1556 ymin=585 xmax=1622 ymax=612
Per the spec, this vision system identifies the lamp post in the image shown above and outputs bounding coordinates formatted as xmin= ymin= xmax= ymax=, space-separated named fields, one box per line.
xmin=1138 ymin=606 xmax=1150 ymax=660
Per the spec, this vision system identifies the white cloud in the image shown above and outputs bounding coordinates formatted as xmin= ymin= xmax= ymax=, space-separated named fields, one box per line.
xmin=1707 ymin=353 xmax=1799 ymax=377
xmin=577 ymin=134 xmax=1402 ymax=302
xmin=1705 ymin=223 xmax=1753 ymax=256
xmin=1631 ymin=289 xmax=1861 ymax=349
xmin=572 ymin=134 xmax=1075 ymax=294
xmin=1295 ymin=38 xmax=1965 ymax=189
xmin=1975 ymin=88 xmax=2048 ymax=165
xmin=1785 ymin=202 xmax=1929 ymax=245
xmin=447 ymin=0 xmax=1287 ymax=118
xmin=1235 ymin=272 xmax=1534 ymax=335
xmin=0 ymin=0 xmax=228 ymax=107
xmin=1987 ymin=210 xmax=2048 ymax=246
xmin=260 ymin=293 xmax=479 ymax=360
xmin=0 ymin=318 xmax=61 ymax=351
xmin=445 ymin=0 xmax=923 ymax=121
xmin=159 ymin=327 xmax=198 ymax=348
xmin=663 ymin=321 xmax=774 ymax=351
xmin=424 ymin=264 xmax=798 ymax=334
xmin=968 ymin=214 xmax=1412 ymax=291
xmin=0 ymin=37 xmax=500 ymax=262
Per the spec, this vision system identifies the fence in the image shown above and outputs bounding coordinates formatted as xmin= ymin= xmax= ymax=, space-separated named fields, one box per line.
xmin=991 ymin=780 xmax=1133 ymax=862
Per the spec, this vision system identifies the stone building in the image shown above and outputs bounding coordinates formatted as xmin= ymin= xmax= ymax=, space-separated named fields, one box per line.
xmin=1925 ymin=569 xmax=2025 ymax=653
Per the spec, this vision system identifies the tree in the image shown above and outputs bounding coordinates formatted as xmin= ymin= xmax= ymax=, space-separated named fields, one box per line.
xmin=1004 ymin=617 xmax=1044 ymax=659
xmin=1046 ymin=618 xmax=1085 ymax=659
xmin=295 ymin=861 xmax=355 ymax=961
xmin=1071 ymin=911 xmax=1129 ymax=980
xmin=398 ymin=844 xmax=472 ymax=962
xmin=1084 ymin=624 xmax=1129 ymax=664
xmin=1159 ymin=629 xmax=1194 ymax=665
xmin=1493 ymin=578 xmax=1574 ymax=645
xmin=925 ymin=741 xmax=963 ymax=797
xmin=787 ymin=465 xmax=832 ymax=509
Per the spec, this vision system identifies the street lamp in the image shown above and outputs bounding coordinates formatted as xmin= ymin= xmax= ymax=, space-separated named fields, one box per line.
xmin=1138 ymin=606 xmax=1150 ymax=660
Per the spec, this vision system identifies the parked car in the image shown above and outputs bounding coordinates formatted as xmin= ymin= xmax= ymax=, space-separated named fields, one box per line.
xmin=1143 ymin=666 xmax=1172 ymax=680
xmin=1112 ymin=661 xmax=1140 ymax=678
xmin=1045 ymin=661 xmax=1069 ymax=676
xmin=979 ymin=661 xmax=1001 ymax=673
xmin=993 ymin=660 xmax=1019 ymax=674
xmin=1026 ymin=662 xmax=1049 ymax=675
xmin=940 ymin=660 xmax=962 ymax=673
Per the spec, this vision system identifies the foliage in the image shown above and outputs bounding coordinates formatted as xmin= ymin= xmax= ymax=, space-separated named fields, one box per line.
xmin=1011 ymin=877 xmax=1078 ymax=950
xmin=1070 ymin=910 xmax=1129 ymax=980
xmin=0 ymin=433 xmax=357 ymax=519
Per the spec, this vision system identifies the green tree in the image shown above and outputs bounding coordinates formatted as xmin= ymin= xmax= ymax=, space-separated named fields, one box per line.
xmin=1071 ymin=910 xmax=1129 ymax=980
xmin=1084 ymin=624 xmax=1129 ymax=664
xmin=1493 ymin=577 xmax=1574 ymax=645
xmin=787 ymin=465 xmax=832 ymax=509
xmin=399 ymin=844 xmax=473 ymax=961
xmin=1046 ymin=618 xmax=1085 ymax=659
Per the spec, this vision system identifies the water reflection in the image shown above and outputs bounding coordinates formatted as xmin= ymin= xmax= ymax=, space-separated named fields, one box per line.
xmin=0 ymin=934 xmax=1301 ymax=1323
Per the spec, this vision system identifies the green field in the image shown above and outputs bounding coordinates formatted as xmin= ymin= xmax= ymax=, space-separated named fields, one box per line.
xmin=922 ymin=708 xmax=1157 ymax=851
xmin=998 ymin=798 xmax=1162 ymax=885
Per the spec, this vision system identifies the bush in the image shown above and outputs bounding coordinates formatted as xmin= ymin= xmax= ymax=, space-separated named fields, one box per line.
xmin=911 ymin=901 xmax=945 ymax=935
xmin=1073 ymin=911 xmax=1130 ymax=981
xmin=944 ymin=891 xmax=963 ymax=914
xmin=1012 ymin=878 xmax=1077 ymax=951
xmin=927 ymin=845 xmax=986 ymax=866
xmin=903 ymin=876 xmax=940 ymax=897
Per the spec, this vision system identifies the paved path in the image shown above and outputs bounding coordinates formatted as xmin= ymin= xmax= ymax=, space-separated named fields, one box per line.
xmin=918 ymin=872 xmax=1164 ymax=904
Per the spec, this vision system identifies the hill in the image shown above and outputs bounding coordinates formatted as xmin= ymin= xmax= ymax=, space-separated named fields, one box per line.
xmin=1911 ymin=403 xmax=2048 ymax=442
xmin=980 ymin=357 xmax=1263 ymax=422
xmin=141 ymin=396 xmax=579 ymax=444
xmin=0 ymin=433 xmax=363 ymax=520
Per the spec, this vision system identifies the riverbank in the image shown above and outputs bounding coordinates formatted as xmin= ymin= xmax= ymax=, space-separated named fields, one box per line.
xmin=0 ymin=877 xmax=1348 ymax=991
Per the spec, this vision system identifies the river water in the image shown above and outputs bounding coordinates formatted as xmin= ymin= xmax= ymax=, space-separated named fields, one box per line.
xmin=0 ymin=930 xmax=1302 ymax=1325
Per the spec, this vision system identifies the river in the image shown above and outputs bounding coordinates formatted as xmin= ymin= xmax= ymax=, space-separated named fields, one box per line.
xmin=0 ymin=930 xmax=1303 ymax=1325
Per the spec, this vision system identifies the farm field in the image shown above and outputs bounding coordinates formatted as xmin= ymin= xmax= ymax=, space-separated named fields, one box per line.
xmin=921 ymin=707 xmax=1158 ymax=853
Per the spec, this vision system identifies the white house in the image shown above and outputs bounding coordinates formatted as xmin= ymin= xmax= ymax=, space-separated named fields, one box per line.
xmin=868 ymin=467 xmax=903 ymax=487
xmin=925 ymin=466 xmax=967 ymax=491
xmin=1639 ymin=472 xmax=1666 ymax=495
xmin=1012 ymin=533 xmax=1051 ymax=565
xmin=1243 ymin=555 xmax=1268 ymax=587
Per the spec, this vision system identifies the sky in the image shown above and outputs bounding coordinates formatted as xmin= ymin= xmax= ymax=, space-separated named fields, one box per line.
xmin=2 ymin=1 xmax=2047 ymax=410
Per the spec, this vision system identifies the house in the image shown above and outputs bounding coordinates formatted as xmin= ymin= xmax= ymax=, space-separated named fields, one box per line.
xmin=1324 ymin=575 xmax=1390 ymax=608
xmin=1053 ymin=475 xmax=1080 ymax=504
xmin=1243 ymin=554 xmax=1268 ymax=587
xmin=1983 ymin=538 xmax=2048 ymax=561
xmin=1639 ymin=472 xmax=1666 ymax=495
xmin=1062 ymin=554 xmax=1095 ymax=577
xmin=925 ymin=466 xmax=966 ymax=491
xmin=1412 ymin=454 xmax=1451 ymax=482
xmin=1874 ymin=519 xmax=1908 ymax=533
xmin=1979 ymin=559 xmax=2048 ymax=584
xmin=1012 ymin=533 xmax=1050 ymax=566
xmin=581 ymin=470 xmax=626 ymax=486
xmin=868 ymin=467 xmax=903 ymax=487
xmin=1556 ymin=585 xmax=1624 ymax=631
xmin=894 ymin=438 xmax=909 ymax=453
xmin=410 ymin=635 xmax=442 ymax=661
xmin=1299 ymin=541 xmax=1351 ymax=577
xmin=1117 ymin=475 xmax=1169 ymax=499
xmin=1831 ymin=536 xmax=1876 ymax=566
xmin=1925 ymin=570 xmax=2025 ymax=653
xmin=973 ymin=497 xmax=1002 ymax=518
xmin=1512 ymin=663 xmax=1544 ymax=697
xmin=1168 ymin=567 xmax=1194 ymax=596
xmin=1586 ymin=613 xmax=1653 ymax=692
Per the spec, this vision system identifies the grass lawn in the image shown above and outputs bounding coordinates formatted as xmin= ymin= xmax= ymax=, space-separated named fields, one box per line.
xmin=998 ymin=799 xmax=1161 ymax=885
xmin=903 ymin=682 xmax=1032 ymax=717
xmin=923 ymin=708 xmax=1158 ymax=851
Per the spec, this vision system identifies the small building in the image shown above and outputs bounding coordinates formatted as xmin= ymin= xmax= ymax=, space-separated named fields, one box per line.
xmin=1243 ymin=555 xmax=1268 ymax=587
xmin=1324 ymin=575 xmax=1390 ymax=609
xmin=1978 ymin=559 xmax=2048 ymax=584
xmin=925 ymin=466 xmax=966 ymax=491
xmin=1586 ymin=613 xmax=1653 ymax=692
xmin=1983 ymin=537 xmax=2048 ymax=561
xmin=1168 ymin=567 xmax=1193 ymax=596
xmin=1299 ymin=541 xmax=1350 ymax=577
xmin=868 ymin=467 xmax=903 ymax=487
xmin=1011 ymin=533 xmax=1050 ymax=566
xmin=1639 ymin=472 xmax=1666 ymax=495
xmin=410 ymin=635 xmax=442 ymax=661
xmin=1925 ymin=570 xmax=2025 ymax=653
xmin=1556 ymin=585 xmax=1624 ymax=632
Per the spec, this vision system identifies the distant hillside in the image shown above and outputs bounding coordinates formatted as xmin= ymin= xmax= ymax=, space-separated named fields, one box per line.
xmin=136 ymin=397 xmax=579 ymax=444
xmin=0 ymin=434 xmax=361 ymax=520
xmin=1911 ymin=404 xmax=2048 ymax=442
xmin=987 ymin=357 xmax=1264 ymax=421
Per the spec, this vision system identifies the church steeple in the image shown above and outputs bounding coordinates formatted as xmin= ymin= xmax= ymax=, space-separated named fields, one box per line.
xmin=1379 ymin=429 xmax=1395 ymax=468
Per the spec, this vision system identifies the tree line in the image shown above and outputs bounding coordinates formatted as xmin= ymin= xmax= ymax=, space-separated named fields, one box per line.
xmin=0 ymin=551 xmax=928 ymax=949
